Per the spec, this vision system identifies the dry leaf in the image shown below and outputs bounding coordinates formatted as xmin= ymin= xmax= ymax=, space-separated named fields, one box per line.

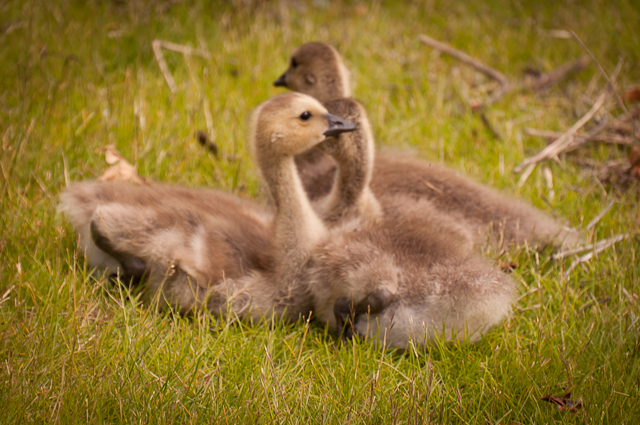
xmin=624 ymin=85 xmax=640 ymax=103
xmin=98 ymin=145 xmax=148 ymax=185
xmin=101 ymin=144 xmax=126 ymax=164
xmin=541 ymin=391 xmax=584 ymax=413
xmin=99 ymin=162 xmax=147 ymax=185
xmin=630 ymin=147 xmax=640 ymax=179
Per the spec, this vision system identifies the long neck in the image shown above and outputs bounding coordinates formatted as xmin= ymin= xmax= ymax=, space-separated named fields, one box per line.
xmin=320 ymin=79 xmax=348 ymax=102
xmin=261 ymin=154 xmax=327 ymax=321
xmin=319 ymin=61 xmax=351 ymax=102
xmin=263 ymin=155 xmax=327 ymax=260
xmin=321 ymin=120 xmax=381 ymax=225
xmin=335 ymin=60 xmax=351 ymax=98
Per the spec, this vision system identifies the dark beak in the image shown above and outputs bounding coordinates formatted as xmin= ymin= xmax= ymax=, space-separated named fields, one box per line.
xmin=323 ymin=113 xmax=357 ymax=137
xmin=273 ymin=72 xmax=288 ymax=87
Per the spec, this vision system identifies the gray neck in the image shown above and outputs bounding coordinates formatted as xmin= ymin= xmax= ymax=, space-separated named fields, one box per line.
xmin=320 ymin=79 xmax=346 ymax=102
xmin=262 ymin=155 xmax=327 ymax=321
xmin=322 ymin=130 xmax=379 ymax=224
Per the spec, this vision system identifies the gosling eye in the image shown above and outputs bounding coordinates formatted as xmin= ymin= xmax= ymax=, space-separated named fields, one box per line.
xmin=291 ymin=58 xmax=299 ymax=68
xmin=299 ymin=111 xmax=312 ymax=121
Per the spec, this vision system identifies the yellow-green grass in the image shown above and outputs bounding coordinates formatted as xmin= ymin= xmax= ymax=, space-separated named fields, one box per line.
xmin=1 ymin=0 xmax=639 ymax=423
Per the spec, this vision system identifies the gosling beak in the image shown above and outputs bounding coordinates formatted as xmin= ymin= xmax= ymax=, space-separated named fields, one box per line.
xmin=273 ymin=72 xmax=288 ymax=87
xmin=323 ymin=113 xmax=357 ymax=137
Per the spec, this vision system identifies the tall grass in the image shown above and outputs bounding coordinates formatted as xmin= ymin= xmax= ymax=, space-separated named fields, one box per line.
xmin=1 ymin=0 xmax=639 ymax=423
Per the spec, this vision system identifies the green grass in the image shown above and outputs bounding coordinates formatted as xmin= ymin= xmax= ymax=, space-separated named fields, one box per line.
xmin=2 ymin=0 xmax=640 ymax=423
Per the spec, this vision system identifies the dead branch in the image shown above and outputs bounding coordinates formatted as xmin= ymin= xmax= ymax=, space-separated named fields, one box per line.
xmin=597 ymin=156 xmax=640 ymax=190
xmin=479 ymin=111 xmax=503 ymax=140
xmin=561 ymin=233 xmax=631 ymax=278
xmin=501 ymin=57 xmax=590 ymax=105
xmin=578 ymin=296 xmax=611 ymax=313
xmin=152 ymin=41 xmax=177 ymax=93
xmin=568 ymin=30 xmax=627 ymax=114
xmin=152 ymin=39 xmax=211 ymax=94
xmin=418 ymin=34 xmax=509 ymax=86
xmin=514 ymin=90 xmax=609 ymax=173
xmin=543 ymin=29 xmax=573 ymax=39
xmin=203 ymin=98 xmax=214 ymax=134
xmin=516 ymin=162 xmax=536 ymax=188
xmin=585 ymin=199 xmax=614 ymax=230
xmin=525 ymin=56 xmax=590 ymax=92
xmin=566 ymin=117 xmax=609 ymax=151
xmin=568 ymin=157 xmax=628 ymax=173
xmin=543 ymin=166 xmax=555 ymax=201
xmin=526 ymin=128 xmax=634 ymax=147
xmin=608 ymin=107 xmax=640 ymax=140
xmin=515 ymin=59 xmax=627 ymax=174
xmin=525 ymin=128 xmax=577 ymax=139
xmin=419 ymin=34 xmax=590 ymax=108
xmin=154 ymin=40 xmax=211 ymax=59
xmin=607 ymin=119 xmax=635 ymax=134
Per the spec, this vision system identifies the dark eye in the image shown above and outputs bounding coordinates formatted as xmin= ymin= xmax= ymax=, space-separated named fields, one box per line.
xmin=291 ymin=58 xmax=298 ymax=68
xmin=299 ymin=111 xmax=311 ymax=121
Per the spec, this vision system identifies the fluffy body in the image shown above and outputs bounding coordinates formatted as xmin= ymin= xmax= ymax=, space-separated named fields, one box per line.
xmin=59 ymin=182 xmax=275 ymax=313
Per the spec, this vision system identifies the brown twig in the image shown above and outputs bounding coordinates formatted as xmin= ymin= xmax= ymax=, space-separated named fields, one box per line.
xmin=514 ymin=90 xmax=609 ymax=173
xmin=418 ymin=34 xmax=509 ymax=86
xmin=419 ymin=34 xmax=590 ymax=108
xmin=608 ymin=118 xmax=634 ymax=134
xmin=525 ymin=128 xmax=578 ymax=139
xmin=526 ymin=128 xmax=634 ymax=147
xmin=565 ymin=117 xmax=608 ymax=151
xmin=515 ymin=59 xmax=625 ymax=174
xmin=568 ymin=157 xmax=628 ymax=169
xmin=417 ymin=34 xmax=512 ymax=133
xmin=585 ymin=200 xmax=614 ymax=230
xmin=543 ymin=166 xmax=555 ymax=201
xmin=152 ymin=40 xmax=211 ymax=94
xmin=568 ymin=31 xmax=628 ymax=114
xmin=492 ymin=57 xmax=590 ymax=105
xmin=153 ymin=39 xmax=211 ymax=58
xmin=578 ymin=296 xmax=611 ymax=313
xmin=561 ymin=233 xmax=631 ymax=277
xmin=479 ymin=111 xmax=503 ymax=140
xmin=516 ymin=162 xmax=536 ymax=188
xmin=152 ymin=41 xmax=177 ymax=93
xmin=526 ymin=56 xmax=590 ymax=92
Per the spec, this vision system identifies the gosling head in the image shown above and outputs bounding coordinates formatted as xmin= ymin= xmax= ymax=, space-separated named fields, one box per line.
xmin=273 ymin=42 xmax=351 ymax=103
xmin=249 ymin=93 xmax=357 ymax=167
